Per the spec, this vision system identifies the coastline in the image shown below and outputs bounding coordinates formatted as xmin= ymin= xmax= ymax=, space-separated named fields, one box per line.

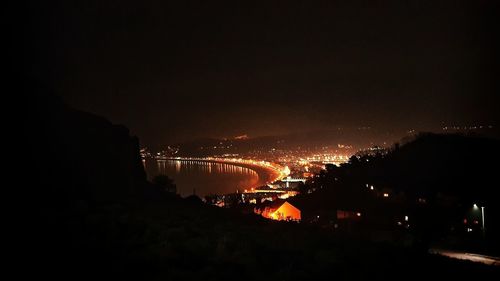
xmin=157 ymin=157 xmax=286 ymax=190
xmin=231 ymin=162 xmax=282 ymax=188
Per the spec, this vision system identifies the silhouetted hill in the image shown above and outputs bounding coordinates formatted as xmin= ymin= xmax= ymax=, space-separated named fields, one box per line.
xmin=24 ymin=81 xmax=147 ymax=205
xmin=167 ymin=129 xmax=408 ymax=157
xmin=293 ymin=133 xmax=500 ymax=215
xmin=19 ymin=79 xmax=166 ymax=279
xmin=352 ymin=133 xmax=500 ymax=203
xmin=165 ymin=127 xmax=499 ymax=158
xmin=290 ymin=133 xmax=500 ymax=256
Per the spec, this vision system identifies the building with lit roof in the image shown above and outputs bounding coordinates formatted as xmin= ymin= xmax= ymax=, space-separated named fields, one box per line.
xmin=254 ymin=201 xmax=301 ymax=222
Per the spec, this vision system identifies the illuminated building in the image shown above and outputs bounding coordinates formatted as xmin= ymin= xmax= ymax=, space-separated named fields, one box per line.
xmin=255 ymin=201 xmax=301 ymax=222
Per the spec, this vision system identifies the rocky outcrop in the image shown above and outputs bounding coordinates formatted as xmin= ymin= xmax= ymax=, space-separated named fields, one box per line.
xmin=23 ymin=80 xmax=147 ymax=206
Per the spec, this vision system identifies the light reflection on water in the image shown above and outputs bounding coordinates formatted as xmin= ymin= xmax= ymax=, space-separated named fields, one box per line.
xmin=143 ymin=159 xmax=260 ymax=197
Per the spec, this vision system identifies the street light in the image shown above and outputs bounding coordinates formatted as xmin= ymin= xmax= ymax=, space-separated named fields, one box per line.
xmin=473 ymin=203 xmax=485 ymax=237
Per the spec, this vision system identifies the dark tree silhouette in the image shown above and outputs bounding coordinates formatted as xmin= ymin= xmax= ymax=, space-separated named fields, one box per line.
xmin=152 ymin=174 xmax=177 ymax=193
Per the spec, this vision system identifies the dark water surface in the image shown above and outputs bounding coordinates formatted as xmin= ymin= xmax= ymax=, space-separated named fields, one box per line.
xmin=143 ymin=159 xmax=263 ymax=197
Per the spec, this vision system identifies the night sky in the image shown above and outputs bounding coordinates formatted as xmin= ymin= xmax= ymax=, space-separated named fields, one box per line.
xmin=22 ymin=1 xmax=499 ymax=145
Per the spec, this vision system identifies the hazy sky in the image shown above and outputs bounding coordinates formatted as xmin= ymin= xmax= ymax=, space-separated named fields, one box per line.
xmin=22 ymin=1 xmax=499 ymax=144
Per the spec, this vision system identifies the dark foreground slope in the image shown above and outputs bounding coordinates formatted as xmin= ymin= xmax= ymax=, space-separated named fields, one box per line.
xmin=290 ymin=133 xmax=500 ymax=257
xmin=19 ymin=83 xmax=499 ymax=280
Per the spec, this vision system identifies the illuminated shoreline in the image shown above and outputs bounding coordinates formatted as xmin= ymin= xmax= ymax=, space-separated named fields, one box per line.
xmin=158 ymin=157 xmax=289 ymax=188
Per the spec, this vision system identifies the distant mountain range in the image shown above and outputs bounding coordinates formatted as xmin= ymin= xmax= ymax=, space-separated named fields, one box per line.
xmin=156 ymin=126 xmax=499 ymax=157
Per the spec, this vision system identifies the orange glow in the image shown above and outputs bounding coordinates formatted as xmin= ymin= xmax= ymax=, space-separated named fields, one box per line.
xmin=270 ymin=212 xmax=278 ymax=220
xmin=283 ymin=166 xmax=291 ymax=176
xmin=303 ymin=172 xmax=313 ymax=178
xmin=337 ymin=210 xmax=362 ymax=220
xmin=260 ymin=201 xmax=301 ymax=221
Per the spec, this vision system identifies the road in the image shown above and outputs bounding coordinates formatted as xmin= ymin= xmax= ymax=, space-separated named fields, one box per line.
xmin=429 ymin=248 xmax=500 ymax=266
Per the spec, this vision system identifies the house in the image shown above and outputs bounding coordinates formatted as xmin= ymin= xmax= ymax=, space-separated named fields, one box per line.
xmin=255 ymin=201 xmax=301 ymax=222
